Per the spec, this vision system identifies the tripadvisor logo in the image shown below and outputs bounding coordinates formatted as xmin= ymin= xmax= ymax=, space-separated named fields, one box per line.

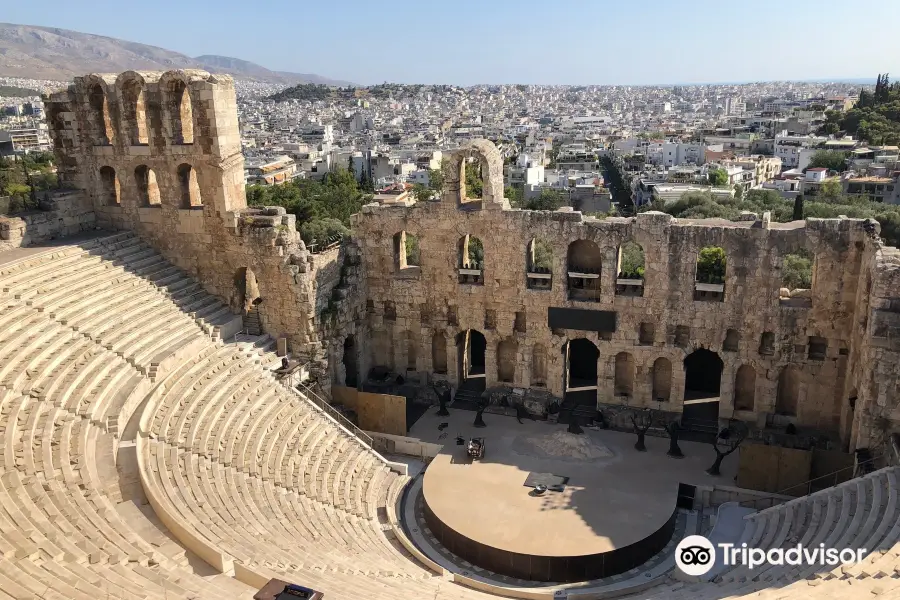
xmin=675 ymin=535 xmax=867 ymax=577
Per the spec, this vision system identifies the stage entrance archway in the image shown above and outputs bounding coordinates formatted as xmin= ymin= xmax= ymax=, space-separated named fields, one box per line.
xmin=456 ymin=329 xmax=487 ymax=395
xmin=562 ymin=338 xmax=599 ymax=415
xmin=682 ymin=349 xmax=723 ymax=437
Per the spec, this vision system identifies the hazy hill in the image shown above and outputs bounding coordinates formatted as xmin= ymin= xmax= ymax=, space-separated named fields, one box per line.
xmin=0 ymin=23 xmax=352 ymax=85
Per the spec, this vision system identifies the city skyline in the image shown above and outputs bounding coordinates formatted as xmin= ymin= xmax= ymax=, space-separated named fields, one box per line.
xmin=4 ymin=0 xmax=900 ymax=86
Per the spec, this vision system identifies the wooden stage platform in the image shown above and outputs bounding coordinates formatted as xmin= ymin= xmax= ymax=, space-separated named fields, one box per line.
xmin=412 ymin=409 xmax=738 ymax=581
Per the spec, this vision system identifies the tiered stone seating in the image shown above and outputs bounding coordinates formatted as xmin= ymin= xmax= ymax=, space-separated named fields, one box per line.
xmin=640 ymin=466 xmax=900 ymax=600
xmin=2 ymin=232 xmax=899 ymax=600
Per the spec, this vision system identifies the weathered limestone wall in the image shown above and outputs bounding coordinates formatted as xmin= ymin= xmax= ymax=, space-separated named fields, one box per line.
xmin=42 ymin=71 xmax=328 ymax=361
xmin=0 ymin=190 xmax=96 ymax=250
xmin=850 ymin=244 xmax=900 ymax=456
xmin=351 ymin=140 xmax=893 ymax=451
xmin=319 ymin=241 xmax=368 ymax=390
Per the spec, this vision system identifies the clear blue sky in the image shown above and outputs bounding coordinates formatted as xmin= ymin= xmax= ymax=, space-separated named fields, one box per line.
xmin=6 ymin=0 xmax=900 ymax=85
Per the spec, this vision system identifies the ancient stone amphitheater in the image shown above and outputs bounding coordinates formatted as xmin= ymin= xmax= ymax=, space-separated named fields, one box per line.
xmin=0 ymin=69 xmax=896 ymax=599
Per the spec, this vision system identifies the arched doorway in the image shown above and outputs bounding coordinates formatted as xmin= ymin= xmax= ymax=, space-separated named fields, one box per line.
xmin=562 ymin=338 xmax=599 ymax=416
xmin=456 ymin=329 xmax=487 ymax=395
xmin=342 ymin=336 xmax=357 ymax=388
xmin=682 ymin=349 xmax=723 ymax=436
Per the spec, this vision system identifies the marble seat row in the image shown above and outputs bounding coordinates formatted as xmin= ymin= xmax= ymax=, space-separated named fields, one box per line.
xmin=0 ymin=234 xmax=239 ymax=372
xmin=640 ymin=467 xmax=900 ymax=600
xmin=139 ymin=436 xmax=509 ymax=600
xmin=0 ymin=387 xmax=254 ymax=599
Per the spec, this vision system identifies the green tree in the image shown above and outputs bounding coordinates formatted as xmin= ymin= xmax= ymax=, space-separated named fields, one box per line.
xmin=523 ymin=188 xmax=565 ymax=211
xmin=782 ymin=251 xmax=813 ymax=289
xmin=531 ymin=238 xmax=553 ymax=270
xmin=733 ymin=184 xmax=744 ymax=200
xmin=244 ymin=167 xmax=371 ymax=248
xmin=428 ymin=167 xmax=443 ymax=194
xmin=696 ymin=247 xmax=727 ymax=284
xmin=299 ymin=218 xmax=348 ymax=247
xmin=618 ymin=241 xmax=645 ymax=279
xmin=504 ymin=185 xmax=523 ymax=207
xmin=412 ymin=183 xmax=431 ymax=202
xmin=807 ymin=150 xmax=848 ymax=172
xmin=464 ymin=161 xmax=483 ymax=198
xmin=823 ymin=122 xmax=840 ymax=135
xmin=707 ymin=167 xmax=728 ymax=187
xmin=467 ymin=236 xmax=484 ymax=266
xmin=405 ymin=233 xmax=420 ymax=266
xmin=819 ymin=178 xmax=842 ymax=199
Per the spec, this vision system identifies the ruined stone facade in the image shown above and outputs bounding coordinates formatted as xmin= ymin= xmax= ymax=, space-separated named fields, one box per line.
xmin=31 ymin=72 xmax=900 ymax=457
xmin=351 ymin=142 xmax=900 ymax=455
xmin=41 ymin=70 xmax=335 ymax=364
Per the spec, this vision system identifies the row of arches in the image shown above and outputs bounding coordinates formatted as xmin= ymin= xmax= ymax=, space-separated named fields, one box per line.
xmin=98 ymin=164 xmax=202 ymax=209
xmin=86 ymin=76 xmax=194 ymax=147
xmin=349 ymin=331 xmax=804 ymax=417
xmin=393 ymin=231 xmax=815 ymax=300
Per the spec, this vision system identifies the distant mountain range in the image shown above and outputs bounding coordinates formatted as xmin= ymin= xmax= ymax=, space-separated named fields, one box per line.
xmin=0 ymin=23 xmax=353 ymax=86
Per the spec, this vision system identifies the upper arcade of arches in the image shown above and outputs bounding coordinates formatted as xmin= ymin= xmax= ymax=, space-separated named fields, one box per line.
xmin=44 ymin=69 xmax=239 ymax=166
xmin=440 ymin=139 xmax=507 ymax=209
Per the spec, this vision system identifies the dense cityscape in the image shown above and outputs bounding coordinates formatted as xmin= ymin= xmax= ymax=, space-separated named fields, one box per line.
xmin=6 ymin=72 xmax=900 ymax=247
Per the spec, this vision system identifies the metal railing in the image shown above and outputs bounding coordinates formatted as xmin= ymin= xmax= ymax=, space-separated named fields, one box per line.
xmin=739 ymin=453 xmax=885 ymax=511
xmin=286 ymin=378 xmax=375 ymax=450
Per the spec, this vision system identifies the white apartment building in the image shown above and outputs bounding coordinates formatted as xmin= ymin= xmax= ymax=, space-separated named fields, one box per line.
xmin=507 ymin=154 xmax=545 ymax=187
xmin=774 ymin=134 xmax=826 ymax=168
xmin=725 ymin=96 xmax=746 ymax=116
xmin=0 ymin=124 xmax=51 ymax=154
xmin=660 ymin=142 xmax=706 ymax=167
xmin=298 ymin=124 xmax=334 ymax=149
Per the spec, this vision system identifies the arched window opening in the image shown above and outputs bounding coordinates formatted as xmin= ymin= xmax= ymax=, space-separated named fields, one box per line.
xmin=531 ymin=343 xmax=547 ymax=387
xmin=135 ymin=165 xmax=160 ymax=207
xmin=759 ymin=331 xmax=776 ymax=356
xmin=616 ymin=241 xmax=645 ymax=296
xmin=614 ymin=352 xmax=635 ymax=397
xmin=99 ymin=166 xmax=120 ymax=206
xmin=567 ymin=239 xmax=603 ymax=302
xmin=497 ymin=338 xmax=517 ymax=383
xmin=177 ymin=163 xmax=202 ymax=208
xmin=779 ymin=248 xmax=814 ymax=308
xmin=167 ymin=80 xmax=194 ymax=144
xmin=88 ymin=84 xmax=113 ymax=146
xmin=460 ymin=157 xmax=483 ymax=204
xmin=458 ymin=234 xmax=484 ymax=285
xmin=432 ymin=332 xmax=448 ymax=374
xmin=776 ymin=365 xmax=800 ymax=416
xmin=723 ymin=329 xmax=740 ymax=352
xmin=122 ymin=79 xmax=149 ymax=145
xmin=393 ymin=231 xmax=420 ymax=272
xmin=734 ymin=365 xmax=756 ymax=412
xmin=652 ymin=357 xmax=672 ymax=402
xmin=526 ymin=237 xmax=553 ymax=290
xmin=695 ymin=246 xmax=726 ymax=302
